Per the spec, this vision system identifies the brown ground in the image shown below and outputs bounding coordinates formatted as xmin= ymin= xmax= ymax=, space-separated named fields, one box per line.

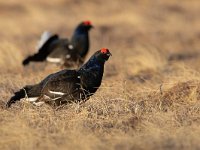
xmin=0 ymin=0 xmax=200 ymax=149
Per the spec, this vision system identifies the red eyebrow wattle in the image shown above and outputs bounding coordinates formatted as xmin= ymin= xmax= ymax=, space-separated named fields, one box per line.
xmin=83 ymin=21 xmax=91 ymax=25
xmin=101 ymin=48 xmax=108 ymax=53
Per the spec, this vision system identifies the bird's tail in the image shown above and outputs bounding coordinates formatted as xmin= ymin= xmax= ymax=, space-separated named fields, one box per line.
xmin=36 ymin=31 xmax=52 ymax=51
xmin=6 ymin=89 xmax=26 ymax=108
xmin=22 ymin=34 xmax=59 ymax=66
xmin=23 ymin=31 xmax=52 ymax=66
xmin=22 ymin=56 xmax=32 ymax=66
xmin=22 ymin=52 xmax=49 ymax=66
xmin=6 ymin=85 xmax=41 ymax=108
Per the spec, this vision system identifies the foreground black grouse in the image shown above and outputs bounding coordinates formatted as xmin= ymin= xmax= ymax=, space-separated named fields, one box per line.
xmin=7 ymin=48 xmax=111 ymax=108
xmin=22 ymin=21 xmax=93 ymax=67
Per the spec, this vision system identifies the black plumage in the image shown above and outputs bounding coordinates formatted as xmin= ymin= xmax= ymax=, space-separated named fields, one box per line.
xmin=7 ymin=48 xmax=112 ymax=108
xmin=22 ymin=21 xmax=93 ymax=67
xmin=22 ymin=35 xmax=59 ymax=65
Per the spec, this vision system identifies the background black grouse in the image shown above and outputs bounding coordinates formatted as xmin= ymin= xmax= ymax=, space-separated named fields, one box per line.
xmin=7 ymin=48 xmax=112 ymax=108
xmin=22 ymin=21 xmax=93 ymax=67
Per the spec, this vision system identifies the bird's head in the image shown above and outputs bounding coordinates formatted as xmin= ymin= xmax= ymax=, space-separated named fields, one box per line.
xmin=95 ymin=48 xmax=112 ymax=62
xmin=77 ymin=20 xmax=93 ymax=31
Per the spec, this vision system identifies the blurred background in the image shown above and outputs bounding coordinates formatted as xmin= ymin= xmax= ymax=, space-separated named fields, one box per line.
xmin=1 ymin=0 xmax=200 ymax=72
xmin=1 ymin=0 xmax=200 ymax=149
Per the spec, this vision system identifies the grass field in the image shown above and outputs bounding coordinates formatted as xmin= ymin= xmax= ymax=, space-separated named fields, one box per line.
xmin=0 ymin=0 xmax=200 ymax=149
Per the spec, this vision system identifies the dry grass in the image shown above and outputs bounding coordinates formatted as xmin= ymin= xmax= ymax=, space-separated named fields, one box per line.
xmin=0 ymin=0 xmax=200 ymax=149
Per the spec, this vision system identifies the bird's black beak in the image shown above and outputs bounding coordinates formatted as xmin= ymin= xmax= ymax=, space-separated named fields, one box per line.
xmin=90 ymin=25 xmax=94 ymax=29
xmin=107 ymin=52 xmax=112 ymax=57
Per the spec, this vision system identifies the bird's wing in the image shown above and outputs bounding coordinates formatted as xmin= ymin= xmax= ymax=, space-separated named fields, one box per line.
xmin=72 ymin=34 xmax=89 ymax=57
xmin=47 ymin=39 xmax=71 ymax=59
xmin=40 ymin=70 xmax=81 ymax=99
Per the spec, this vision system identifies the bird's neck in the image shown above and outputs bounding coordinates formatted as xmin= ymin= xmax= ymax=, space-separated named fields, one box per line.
xmin=78 ymin=57 xmax=104 ymax=94
xmin=71 ymin=29 xmax=89 ymax=57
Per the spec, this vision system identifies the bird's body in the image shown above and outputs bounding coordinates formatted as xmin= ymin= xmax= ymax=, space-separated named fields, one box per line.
xmin=7 ymin=48 xmax=111 ymax=108
xmin=22 ymin=21 xmax=93 ymax=67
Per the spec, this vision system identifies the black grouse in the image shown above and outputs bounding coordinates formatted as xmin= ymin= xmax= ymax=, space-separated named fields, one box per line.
xmin=7 ymin=48 xmax=112 ymax=108
xmin=22 ymin=21 xmax=93 ymax=67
